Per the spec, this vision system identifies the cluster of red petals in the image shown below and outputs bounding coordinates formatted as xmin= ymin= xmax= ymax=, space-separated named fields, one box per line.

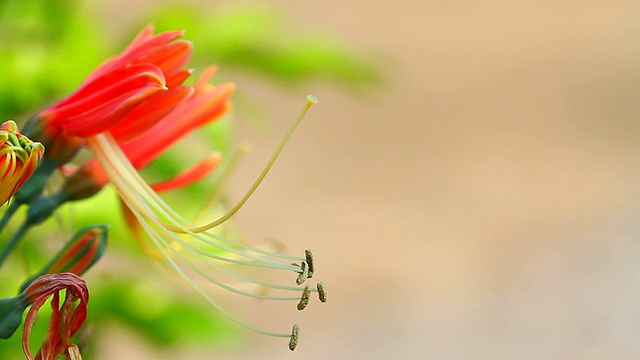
xmin=38 ymin=26 xmax=193 ymax=139
xmin=120 ymin=66 xmax=234 ymax=170
xmin=61 ymin=59 xmax=234 ymax=199
xmin=22 ymin=273 xmax=89 ymax=360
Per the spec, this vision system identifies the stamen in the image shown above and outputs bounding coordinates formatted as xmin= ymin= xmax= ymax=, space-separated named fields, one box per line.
xmin=289 ymin=324 xmax=300 ymax=351
xmin=85 ymin=141 xmax=301 ymax=271
xmin=317 ymin=282 xmax=327 ymax=303
xmin=197 ymin=253 xmax=317 ymax=293
xmin=297 ymin=285 xmax=311 ymax=310
xmin=198 ymin=232 xmax=304 ymax=263
xmin=305 ymin=249 xmax=314 ymax=278
xmin=195 ymin=142 xmax=251 ymax=221
xmin=132 ymin=206 xmax=320 ymax=297
xmin=142 ymin=219 xmax=295 ymax=340
xmin=86 ymin=96 xmax=323 ymax=350
xmin=91 ymin=106 xmax=310 ymax=265
xmin=182 ymin=231 xmax=302 ymax=271
xmin=178 ymin=95 xmax=318 ymax=233
xmin=296 ymin=261 xmax=309 ymax=285
xmin=91 ymin=134 xmax=308 ymax=275
xmin=158 ymin=232 xmax=304 ymax=301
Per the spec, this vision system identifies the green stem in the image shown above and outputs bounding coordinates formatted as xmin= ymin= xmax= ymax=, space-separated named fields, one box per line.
xmin=0 ymin=157 xmax=59 ymax=235
xmin=0 ymin=221 xmax=29 ymax=269
xmin=25 ymin=191 xmax=68 ymax=226
xmin=0 ymin=201 xmax=20 ymax=235
xmin=0 ymin=191 xmax=68 ymax=270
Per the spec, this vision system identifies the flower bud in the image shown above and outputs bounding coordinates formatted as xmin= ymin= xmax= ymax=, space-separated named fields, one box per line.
xmin=60 ymin=161 xmax=108 ymax=201
xmin=20 ymin=225 xmax=108 ymax=292
xmin=0 ymin=121 xmax=44 ymax=206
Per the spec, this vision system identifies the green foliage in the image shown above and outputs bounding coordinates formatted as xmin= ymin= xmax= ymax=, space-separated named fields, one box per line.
xmin=0 ymin=0 xmax=104 ymax=117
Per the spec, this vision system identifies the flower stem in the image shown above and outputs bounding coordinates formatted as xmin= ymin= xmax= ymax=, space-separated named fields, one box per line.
xmin=0 ymin=201 xmax=20 ymax=235
xmin=0 ymin=221 xmax=29 ymax=269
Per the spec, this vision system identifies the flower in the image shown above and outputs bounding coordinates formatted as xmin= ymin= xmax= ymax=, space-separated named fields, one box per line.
xmin=0 ymin=121 xmax=44 ymax=206
xmin=22 ymin=273 xmax=89 ymax=360
xmin=29 ymin=24 xmax=324 ymax=349
xmin=22 ymin=25 xmax=193 ymax=165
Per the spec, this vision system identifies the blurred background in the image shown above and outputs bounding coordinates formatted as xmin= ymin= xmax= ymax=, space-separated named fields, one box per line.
xmin=2 ymin=0 xmax=640 ymax=359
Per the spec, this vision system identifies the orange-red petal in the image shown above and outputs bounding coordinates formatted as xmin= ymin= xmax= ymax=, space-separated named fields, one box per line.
xmin=109 ymin=85 xmax=194 ymax=143
xmin=84 ymin=28 xmax=185 ymax=83
xmin=121 ymin=81 xmax=235 ymax=168
xmin=151 ymin=153 xmax=222 ymax=192
xmin=55 ymin=83 xmax=167 ymax=137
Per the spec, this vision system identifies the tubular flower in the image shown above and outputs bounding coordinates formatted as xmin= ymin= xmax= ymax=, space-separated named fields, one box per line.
xmin=61 ymin=67 xmax=234 ymax=201
xmin=22 ymin=273 xmax=89 ymax=360
xmin=0 ymin=121 xmax=44 ymax=206
xmin=22 ymin=25 xmax=193 ymax=165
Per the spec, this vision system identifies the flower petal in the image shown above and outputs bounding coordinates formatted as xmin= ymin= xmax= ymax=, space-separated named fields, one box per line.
xmin=109 ymin=85 xmax=194 ymax=143
xmin=85 ymin=28 xmax=185 ymax=83
xmin=57 ymin=84 xmax=167 ymax=137
xmin=151 ymin=153 xmax=222 ymax=193
xmin=121 ymin=81 xmax=235 ymax=168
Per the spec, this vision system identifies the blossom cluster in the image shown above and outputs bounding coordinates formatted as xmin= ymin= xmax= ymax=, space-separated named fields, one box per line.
xmin=0 ymin=26 xmax=323 ymax=359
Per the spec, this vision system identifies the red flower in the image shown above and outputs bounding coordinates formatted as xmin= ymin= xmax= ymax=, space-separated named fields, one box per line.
xmin=22 ymin=25 xmax=323 ymax=351
xmin=24 ymin=26 xmax=194 ymax=164
xmin=22 ymin=273 xmax=89 ymax=360
xmin=61 ymin=67 xmax=234 ymax=200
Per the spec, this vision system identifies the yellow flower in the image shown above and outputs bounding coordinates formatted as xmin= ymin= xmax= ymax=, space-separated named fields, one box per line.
xmin=0 ymin=121 xmax=44 ymax=206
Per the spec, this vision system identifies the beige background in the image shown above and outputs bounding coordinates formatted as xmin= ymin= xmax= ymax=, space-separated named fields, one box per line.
xmin=95 ymin=1 xmax=640 ymax=359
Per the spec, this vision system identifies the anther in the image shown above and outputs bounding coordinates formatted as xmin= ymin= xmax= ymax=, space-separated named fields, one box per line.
xmin=297 ymin=285 xmax=311 ymax=310
xmin=317 ymin=282 xmax=327 ymax=303
xmin=289 ymin=324 xmax=300 ymax=351
xmin=305 ymin=249 xmax=314 ymax=278
xmin=296 ymin=261 xmax=308 ymax=285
